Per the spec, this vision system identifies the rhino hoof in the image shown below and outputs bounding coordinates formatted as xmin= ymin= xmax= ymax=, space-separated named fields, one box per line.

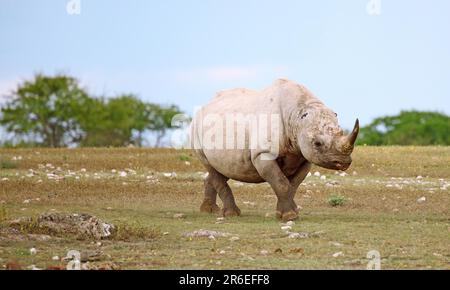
xmin=222 ymin=207 xmax=241 ymax=217
xmin=276 ymin=210 xmax=298 ymax=222
xmin=200 ymin=200 xmax=220 ymax=213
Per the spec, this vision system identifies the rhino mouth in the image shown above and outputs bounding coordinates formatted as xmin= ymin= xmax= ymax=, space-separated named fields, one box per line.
xmin=317 ymin=159 xmax=351 ymax=171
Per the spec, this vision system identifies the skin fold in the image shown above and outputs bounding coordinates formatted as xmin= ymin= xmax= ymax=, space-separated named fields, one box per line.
xmin=192 ymin=79 xmax=359 ymax=221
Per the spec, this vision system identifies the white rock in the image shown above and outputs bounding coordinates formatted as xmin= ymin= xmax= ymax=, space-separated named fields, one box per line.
xmin=184 ymin=161 xmax=191 ymax=166
xmin=173 ymin=213 xmax=186 ymax=219
xmin=313 ymin=171 xmax=321 ymax=177
xmin=330 ymin=242 xmax=343 ymax=247
xmin=52 ymin=256 xmax=60 ymax=261
xmin=332 ymin=251 xmax=344 ymax=258
xmin=281 ymin=225 xmax=292 ymax=231
xmin=260 ymin=250 xmax=269 ymax=255
xmin=208 ymin=235 xmax=216 ymax=240
xmin=219 ymin=250 xmax=226 ymax=254
xmin=119 ymin=171 xmax=127 ymax=177
xmin=416 ymin=175 xmax=423 ymax=179
xmin=23 ymin=199 xmax=31 ymax=204
xmin=339 ymin=172 xmax=347 ymax=177
xmin=30 ymin=248 xmax=37 ymax=255
xmin=306 ymin=172 xmax=312 ymax=177
xmin=285 ymin=221 xmax=295 ymax=226
xmin=163 ymin=232 xmax=169 ymax=235
xmin=288 ymin=232 xmax=308 ymax=239
xmin=417 ymin=196 xmax=426 ymax=203
xmin=229 ymin=236 xmax=240 ymax=242
xmin=80 ymin=168 xmax=86 ymax=172
xmin=320 ymin=175 xmax=326 ymax=180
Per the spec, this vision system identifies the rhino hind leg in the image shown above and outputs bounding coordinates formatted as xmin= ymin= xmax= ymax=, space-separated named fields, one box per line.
xmin=200 ymin=175 xmax=220 ymax=213
xmin=208 ymin=169 xmax=241 ymax=217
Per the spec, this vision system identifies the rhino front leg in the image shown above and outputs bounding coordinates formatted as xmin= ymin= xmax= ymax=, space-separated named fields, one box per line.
xmin=287 ymin=161 xmax=312 ymax=213
xmin=209 ymin=169 xmax=241 ymax=217
xmin=252 ymin=153 xmax=298 ymax=221
xmin=199 ymin=174 xmax=220 ymax=213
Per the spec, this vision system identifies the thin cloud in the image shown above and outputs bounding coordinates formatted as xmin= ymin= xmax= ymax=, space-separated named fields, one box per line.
xmin=0 ymin=78 xmax=20 ymax=104
xmin=174 ymin=65 xmax=289 ymax=83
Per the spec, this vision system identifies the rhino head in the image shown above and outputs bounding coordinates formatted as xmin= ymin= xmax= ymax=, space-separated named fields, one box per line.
xmin=296 ymin=108 xmax=359 ymax=171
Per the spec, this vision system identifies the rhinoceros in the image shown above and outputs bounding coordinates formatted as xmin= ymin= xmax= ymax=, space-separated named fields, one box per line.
xmin=191 ymin=79 xmax=359 ymax=221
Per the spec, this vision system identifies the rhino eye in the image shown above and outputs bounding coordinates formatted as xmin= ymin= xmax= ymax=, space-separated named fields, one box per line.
xmin=314 ymin=141 xmax=323 ymax=147
xmin=301 ymin=113 xmax=308 ymax=119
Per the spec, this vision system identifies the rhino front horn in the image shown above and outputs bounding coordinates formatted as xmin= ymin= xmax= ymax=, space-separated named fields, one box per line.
xmin=348 ymin=118 xmax=359 ymax=146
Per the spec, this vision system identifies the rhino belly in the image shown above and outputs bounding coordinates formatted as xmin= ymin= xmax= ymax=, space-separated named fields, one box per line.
xmin=202 ymin=149 xmax=264 ymax=183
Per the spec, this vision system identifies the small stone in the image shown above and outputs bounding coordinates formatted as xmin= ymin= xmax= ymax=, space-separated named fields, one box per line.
xmin=30 ymin=248 xmax=37 ymax=255
xmin=285 ymin=221 xmax=295 ymax=226
xmin=288 ymin=232 xmax=308 ymax=239
xmin=313 ymin=171 xmax=321 ymax=177
xmin=330 ymin=242 xmax=343 ymax=247
xmin=417 ymin=196 xmax=426 ymax=203
xmin=23 ymin=199 xmax=31 ymax=204
xmin=306 ymin=172 xmax=312 ymax=177
xmin=339 ymin=172 xmax=347 ymax=177
xmin=332 ymin=251 xmax=344 ymax=258
xmin=416 ymin=175 xmax=423 ymax=179
xmin=229 ymin=236 xmax=240 ymax=242
xmin=260 ymin=250 xmax=269 ymax=255
xmin=163 ymin=232 xmax=169 ymax=235
xmin=52 ymin=256 xmax=60 ymax=261
xmin=119 ymin=171 xmax=127 ymax=177
xmin=184 ymin=161 xmax=191 ymax=166
xmin=320 ymin=175 xmax=327 ymax=180
xmin=216 ymin=217 xmax=225 ymax=221
xmin=173 ymin=213 xmax=186 ymax=219
xmin=281 ymin=225 xmax=292 ymax=231
xmin=208 ymin=235 xmax=216 ymax=240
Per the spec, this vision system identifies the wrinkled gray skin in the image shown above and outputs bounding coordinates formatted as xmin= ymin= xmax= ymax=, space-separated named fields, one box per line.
xmin=191 ymin=79 xmax=359 ymax=221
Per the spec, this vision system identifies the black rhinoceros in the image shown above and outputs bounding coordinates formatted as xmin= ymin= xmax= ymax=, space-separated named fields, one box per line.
xmin=191 ymin=79 xmax=359 ymax=221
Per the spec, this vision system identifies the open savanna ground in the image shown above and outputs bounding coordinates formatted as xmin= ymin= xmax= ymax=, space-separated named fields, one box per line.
xmin=0 ymin=146 xmax=449 ymax=269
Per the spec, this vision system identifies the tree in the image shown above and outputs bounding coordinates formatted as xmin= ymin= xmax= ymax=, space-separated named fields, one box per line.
xmin=79 ymin=95 xmax=149 ymax=147
xmin=146 ymin=104 xmax=183 ymax=147
xmin=357 ymin=111 xmax=450 ymax=145
xmin=0 ymin=74 xmax=90 ymax=147
xmin=0 ymin=74 xmax=186 ymax=148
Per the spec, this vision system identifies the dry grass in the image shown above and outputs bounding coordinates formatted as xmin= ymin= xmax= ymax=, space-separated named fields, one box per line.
xmin=0 ymin=146 xmax=449 ymax=269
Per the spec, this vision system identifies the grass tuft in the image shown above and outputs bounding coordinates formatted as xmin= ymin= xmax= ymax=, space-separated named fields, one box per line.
xmin=327 ymin=194 xmax=346 ymax=207
xmin=0 ymin=159 xmax=18 ymax=169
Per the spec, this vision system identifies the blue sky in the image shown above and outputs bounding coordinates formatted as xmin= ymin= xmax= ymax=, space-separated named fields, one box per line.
xmin=0 ymin=0 xmax=449 ymax=130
